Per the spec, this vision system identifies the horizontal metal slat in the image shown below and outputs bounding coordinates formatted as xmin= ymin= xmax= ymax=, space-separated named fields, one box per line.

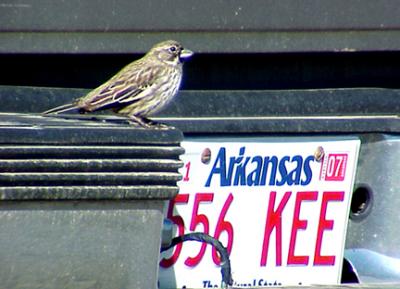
xmin=0 ymin=145 xmax=184 ymax=159
xmin=0 ymin=159 xmax=183 ymax=172
xmin=0 ymin=172 xmax=182 ymax=186
xmin=0 ymin=185 xmax=179 ymax=200
xmin=3 ymin=0 xmax=400 ymax=32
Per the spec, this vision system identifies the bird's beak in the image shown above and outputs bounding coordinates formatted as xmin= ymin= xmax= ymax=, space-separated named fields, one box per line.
xmin=179 ymin=49 xmax=193 ymax=60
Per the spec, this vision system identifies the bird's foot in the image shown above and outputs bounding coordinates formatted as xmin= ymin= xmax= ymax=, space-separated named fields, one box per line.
xmin=128 ymin=116 xmax=173 ymax=130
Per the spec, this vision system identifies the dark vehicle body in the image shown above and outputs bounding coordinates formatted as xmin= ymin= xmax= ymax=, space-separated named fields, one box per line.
xmin=1 ymin=1 xmax=400 ymax=287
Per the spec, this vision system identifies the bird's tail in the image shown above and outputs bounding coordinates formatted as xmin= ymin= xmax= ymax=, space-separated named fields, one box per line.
xmin=42 ymin=103 xmax=81 ymax=115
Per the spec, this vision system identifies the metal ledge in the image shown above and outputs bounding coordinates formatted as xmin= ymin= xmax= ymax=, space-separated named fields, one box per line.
xmin=0 ymin=112 xmax=183 ymax=145
xmin=2 ymin=86 xmax=400 ymax=134
xmin=156 ymin=115 xmax=400 ymax=134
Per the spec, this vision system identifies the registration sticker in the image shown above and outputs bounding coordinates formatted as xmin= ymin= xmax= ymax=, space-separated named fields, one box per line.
xmin=159 ymin=137 xmax=360 ymax=288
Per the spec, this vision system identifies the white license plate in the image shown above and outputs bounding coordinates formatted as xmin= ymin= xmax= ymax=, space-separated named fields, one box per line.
xmin=159 ymin=137 xmax=360 ymax=288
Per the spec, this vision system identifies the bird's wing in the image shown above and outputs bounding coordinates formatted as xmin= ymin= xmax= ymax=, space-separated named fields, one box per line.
xmin=78 ymin=62 xmax=164 ymax=112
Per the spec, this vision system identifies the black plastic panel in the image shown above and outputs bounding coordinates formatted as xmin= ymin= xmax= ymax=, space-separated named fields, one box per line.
xmin=1 ymin=0 xmax=400 ymax=53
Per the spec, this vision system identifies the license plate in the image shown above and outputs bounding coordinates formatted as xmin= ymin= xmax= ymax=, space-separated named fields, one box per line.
xmin=159 ymin=137 xmax=360 ymax=288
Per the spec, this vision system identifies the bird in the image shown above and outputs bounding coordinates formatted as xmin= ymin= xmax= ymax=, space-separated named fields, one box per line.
xmin=43 ymin=40 xmax=193 ymax=127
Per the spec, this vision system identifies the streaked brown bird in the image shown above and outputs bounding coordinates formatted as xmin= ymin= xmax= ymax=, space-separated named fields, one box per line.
xmin=43 ymin=40 xmax=193 ymax=127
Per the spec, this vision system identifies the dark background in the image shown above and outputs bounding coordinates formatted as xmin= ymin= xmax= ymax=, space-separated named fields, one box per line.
xmin=1 ymin=52 xmax=400 ymax=90
xmin=1 ymin=0 xmax=400 ymax=90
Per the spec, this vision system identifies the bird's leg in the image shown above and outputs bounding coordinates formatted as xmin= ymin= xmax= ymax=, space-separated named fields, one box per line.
xmin=128 ymin=115 xmax=153 ymax=128
xmin=128 ymin=115 xmax=171 ymax=129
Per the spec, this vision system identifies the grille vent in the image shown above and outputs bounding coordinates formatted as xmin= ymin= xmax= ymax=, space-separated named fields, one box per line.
xmin=0 ymin=113 xmax=184 ymax=201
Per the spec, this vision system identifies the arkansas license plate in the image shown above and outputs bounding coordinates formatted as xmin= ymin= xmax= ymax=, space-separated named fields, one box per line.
xmin=159 ymin=137 xmax=360 ymax=288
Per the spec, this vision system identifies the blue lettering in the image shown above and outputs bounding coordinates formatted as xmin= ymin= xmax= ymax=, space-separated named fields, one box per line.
xmin=258 ymin=279 xmax=264 ymax=286
xmin=301 ymin=156 xmax=314 ymax=185
xmin=289 ymin=155 xmax=303 ymax=185
xmin=247 ymin=156 xmax=263 ymax=186
xmin=205 ymin=147 xmax=229 ymax=187
xmin=233 ymin=147 xmax=249 ymax=186
xmin=260 ymin=156 xmax=278 ymax=186
xmin=205 ymin=147 xmax=314 ymax=187
xmin=276 ymin=156 xmax=290 ymax=186
xmin=227 ymin=156 xmax=235 ymax=186
xmin=234 ymin=156 xmax=250 ymax=186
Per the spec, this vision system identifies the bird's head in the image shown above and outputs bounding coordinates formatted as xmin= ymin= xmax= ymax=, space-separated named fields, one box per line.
xmin=147 ymin=40 xmax=193 ymax=66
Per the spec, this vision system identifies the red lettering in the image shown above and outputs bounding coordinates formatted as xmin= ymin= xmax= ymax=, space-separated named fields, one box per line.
xmin=160 ymin=194 xmax=190 ymax=268
xmin=182 ymin=161 xmax=191 ymax=181
xmin=314 ymin=191 xmax=344 ymax=265
xmin=260 ymin=191 xmax=291 ymax=266
xmin=212 ymin=193 xmax=234 ymax=265
xmin=185 ymin=193 xmax=213 ymax=267
xmin=287 ymin=191 xmax=318 ymax=265
xmin=324 ymin=154 xmax=348 ymax=181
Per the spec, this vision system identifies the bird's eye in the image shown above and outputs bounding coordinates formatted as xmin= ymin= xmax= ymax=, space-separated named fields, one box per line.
xmin=169 ymin=46 xmax=177 ymax=52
